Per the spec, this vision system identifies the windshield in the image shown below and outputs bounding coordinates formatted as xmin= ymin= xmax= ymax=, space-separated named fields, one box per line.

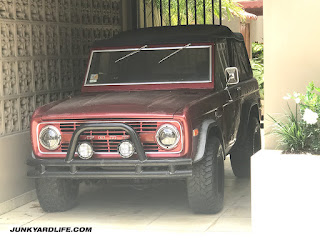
xmin=85 ymin=45 xmax=212 ymax=86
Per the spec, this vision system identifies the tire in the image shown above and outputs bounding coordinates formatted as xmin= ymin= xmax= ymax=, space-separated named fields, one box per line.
xmin=187 ymin=136 xmax=224 ymax=214
xmin=230 ymin=116 xmax=261 ymax=178
xmin=35 ymin=178 xmax=79 ymax=212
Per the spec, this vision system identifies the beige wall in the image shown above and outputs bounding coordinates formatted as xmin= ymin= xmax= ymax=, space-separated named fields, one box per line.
xmin=224 ymin=16 xmax=241 ymax=33
xmin=0 ymin=133 xmax=33 ymax=203
xmin=264 ymin=0 xmax=320 ymax=149
xmin=251 ymin=16 xmax=263 ymax=43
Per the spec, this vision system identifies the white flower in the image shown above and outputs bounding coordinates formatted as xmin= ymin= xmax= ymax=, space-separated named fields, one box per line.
xmin=303 ymin=109 xmax=318 ymax=125
xmin=293 ymin=92 xmax=300 ymax=98
xmin=295 ymin=98 xmax=301 ymax=104
xmin=283 ymin=95 xmax=290 ymax=100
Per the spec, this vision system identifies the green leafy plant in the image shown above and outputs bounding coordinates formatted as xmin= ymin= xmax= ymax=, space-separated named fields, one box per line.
xmin=252 ymin=42 xmax=263 ymax=62
xmin=268 ymin=104 xmax=307 ymax=153
xmin=251 ymin=59 xmax=264 ymax=98
xmin=250 ymin=42 xmax=264 ymax=99
xmin=299 ymin=81 xmax=320 ymax=114
xmin=269 ymin=82 xmax=320 ymax=154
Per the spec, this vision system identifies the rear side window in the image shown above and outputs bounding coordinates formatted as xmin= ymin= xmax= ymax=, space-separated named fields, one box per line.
xmin=231 ymin=40 xmax=252 ymax=81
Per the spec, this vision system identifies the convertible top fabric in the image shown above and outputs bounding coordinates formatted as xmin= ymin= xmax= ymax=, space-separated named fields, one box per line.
xmin=92 ymin=25 xmax=244 ymax=48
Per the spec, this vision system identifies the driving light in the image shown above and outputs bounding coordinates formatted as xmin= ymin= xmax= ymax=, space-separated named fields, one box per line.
xmin=39 ymin=125 xmax=61 ymax=150
xmin=77 ymin=142 xmax=94 ymax=159
xmin=156 ymin=124 xmax=180 ymax=150
xmin=118 ymin=140 xmax=135 ymax=158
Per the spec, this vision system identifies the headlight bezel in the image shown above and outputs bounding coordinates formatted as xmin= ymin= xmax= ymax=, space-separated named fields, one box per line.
xmin=155 ymin=124 xmax=180 ymax=150
xmin=39 ymin=125 xmax=61 ymax=151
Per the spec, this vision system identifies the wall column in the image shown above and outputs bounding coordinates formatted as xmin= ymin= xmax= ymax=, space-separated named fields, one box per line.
xmin=264 ymin=0 xmax=320 ymax=149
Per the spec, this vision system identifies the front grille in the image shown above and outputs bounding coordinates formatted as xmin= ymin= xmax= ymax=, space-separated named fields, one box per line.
xmin=58 ymin=121 xmax=161 ymax=153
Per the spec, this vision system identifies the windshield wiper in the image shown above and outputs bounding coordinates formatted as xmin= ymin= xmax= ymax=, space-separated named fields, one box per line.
xmin=158 ymin=43 xmax=191 ymax=64
xmin=115 ymin=45 xmax=148 ymax=63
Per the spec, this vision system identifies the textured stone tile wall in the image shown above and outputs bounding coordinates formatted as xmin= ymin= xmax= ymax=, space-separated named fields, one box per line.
xmin=0 ymin=0 xmax=122 ymax=136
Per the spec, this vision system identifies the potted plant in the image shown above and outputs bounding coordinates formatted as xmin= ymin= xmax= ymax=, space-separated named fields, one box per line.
xmin=251 ymin=82 xmax=320 ymax=234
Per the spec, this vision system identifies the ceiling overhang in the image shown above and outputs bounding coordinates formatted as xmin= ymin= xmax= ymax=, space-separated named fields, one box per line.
xmin=239 ymin=0 xmax=263 ymax=16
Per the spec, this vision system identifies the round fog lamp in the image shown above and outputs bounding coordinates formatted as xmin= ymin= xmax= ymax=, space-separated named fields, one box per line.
xmin=118 ymin=140 xmax=135 ymax=158
xmin=77 ymin=142 xmax=94 ymax=159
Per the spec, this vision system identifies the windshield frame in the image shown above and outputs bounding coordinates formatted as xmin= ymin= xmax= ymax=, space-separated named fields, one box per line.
xmin=82 ymin=43 xmax=215 ymax=92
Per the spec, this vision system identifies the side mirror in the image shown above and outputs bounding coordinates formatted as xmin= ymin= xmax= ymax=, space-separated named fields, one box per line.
xmin=225 ymin=67 xmax=239 ymax=85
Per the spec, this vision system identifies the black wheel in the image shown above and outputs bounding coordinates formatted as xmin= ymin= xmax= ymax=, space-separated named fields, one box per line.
xmin=35 ymin=178 xmax=79 ymax=212
xmin=187 ymin=136 xmax=224 ymax=214
xmin=230 ymin=116 xmax=261 ymax=178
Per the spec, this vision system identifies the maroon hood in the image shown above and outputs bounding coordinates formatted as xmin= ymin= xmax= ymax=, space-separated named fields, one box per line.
xmin=37 ymin=90 xmax=212 ymax=120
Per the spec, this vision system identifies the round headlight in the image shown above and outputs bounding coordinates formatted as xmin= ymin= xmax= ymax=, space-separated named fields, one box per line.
xmin=77 ymin=142 xmax=94 ymax=159
xmin=156 ymin=124 xmax=180 ymax=150
xmin=39 ymin=125 xmax=61 ymax=150
xmin=118 ymin=140 xmax=135 ymax=158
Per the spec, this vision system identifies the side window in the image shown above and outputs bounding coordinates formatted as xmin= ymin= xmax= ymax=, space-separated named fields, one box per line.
xmin=231 ymin=40 xmax=252 ymax=81
xmin=215 ymin=40 xmax=229 ymax=90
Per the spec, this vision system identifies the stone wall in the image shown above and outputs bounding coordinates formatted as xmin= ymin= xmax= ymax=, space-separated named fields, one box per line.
xmin=0 ymin=0 xmax=122 ymax=137
xmin=0 ymin=0 xmax=122 ymax=208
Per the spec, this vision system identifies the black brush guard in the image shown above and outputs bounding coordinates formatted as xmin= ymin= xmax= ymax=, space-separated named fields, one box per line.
xmin=27 ymin=123 xmax=192 ymax=179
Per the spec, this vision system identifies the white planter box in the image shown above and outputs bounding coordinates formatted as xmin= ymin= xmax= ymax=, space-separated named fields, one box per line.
xmin=251 ymin=150 xmax=320 ymax=233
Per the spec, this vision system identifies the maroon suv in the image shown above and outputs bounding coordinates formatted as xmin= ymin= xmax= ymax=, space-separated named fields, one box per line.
xmin=27 ymin=25 xmax=261 ymax=214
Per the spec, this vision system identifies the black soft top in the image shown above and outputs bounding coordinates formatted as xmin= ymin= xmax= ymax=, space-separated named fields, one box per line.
xmin=92 ymin=25 xmax=244 ymax=48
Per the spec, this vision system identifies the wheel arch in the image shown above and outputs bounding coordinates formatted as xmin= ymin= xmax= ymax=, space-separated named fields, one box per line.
xmin=249 ymin=104 xmax=260 ymax=122
xmin=193 ymin=119 xmax=225 ymax=163
xmin=235 ymin=100 xmax=260 ymax=149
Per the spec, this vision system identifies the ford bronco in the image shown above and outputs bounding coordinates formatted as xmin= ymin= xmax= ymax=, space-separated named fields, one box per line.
xmin=27 ymin=25 xmax=261 ymax=214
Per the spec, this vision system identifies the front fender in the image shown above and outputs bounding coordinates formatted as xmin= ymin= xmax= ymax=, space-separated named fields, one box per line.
xmin=193 ymin=119 xmax=225 ymax=163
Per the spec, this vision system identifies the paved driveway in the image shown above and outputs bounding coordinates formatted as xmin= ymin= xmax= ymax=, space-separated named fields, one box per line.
xmin=0 ymin=157 xmax=251 ymax=233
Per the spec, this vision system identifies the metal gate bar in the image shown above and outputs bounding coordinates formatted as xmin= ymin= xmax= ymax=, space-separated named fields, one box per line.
xmin=186 ymin=0 xmax=188 ymax=25
xmin=143 ymin=0 xmax=147 ymax=27
xmin=194 ymin=0 xmax=197 ymax=25
xmin=177 ymin=0 xmax=180 ymax=25
xmin=160 ymin=0 xmax=163 ymax=26
xmin=203 ymin=0 xmax=206 ymax=24
xmin=212 ymin=0 xmax=214 ymax=24
xmin=219 ymin=0 xmax=222 ymax=25
xmin=151 ymin=0 xmax=155 ymax=26
xmin=169 ymin=0 xmax=171 ymax=26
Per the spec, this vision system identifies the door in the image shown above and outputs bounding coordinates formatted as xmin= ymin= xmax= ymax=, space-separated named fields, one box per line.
xmin=227 ymin=38 xmax=255 ymax=148
xmin=215 ymin=40 xmax=242 ymax=151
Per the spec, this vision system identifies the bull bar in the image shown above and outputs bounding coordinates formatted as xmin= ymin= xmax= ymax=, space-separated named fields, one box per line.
xmin=27 ymin=123 xmax=192 ymax=179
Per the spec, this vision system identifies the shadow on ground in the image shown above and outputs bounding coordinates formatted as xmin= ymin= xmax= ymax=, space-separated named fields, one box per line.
xmin=0 ymin=157 xmax=251 ymax=232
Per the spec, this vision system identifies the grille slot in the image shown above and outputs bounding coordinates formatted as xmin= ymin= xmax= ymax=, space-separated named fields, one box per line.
xmin=59 ymin=122 xmax=158 ymax=133
xmin=60 ymin=123 xmax=81 ymax=132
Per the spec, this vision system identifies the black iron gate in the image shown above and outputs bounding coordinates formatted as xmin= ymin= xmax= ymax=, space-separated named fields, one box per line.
xmin=131 ymin=0 xmax=223 ymax=29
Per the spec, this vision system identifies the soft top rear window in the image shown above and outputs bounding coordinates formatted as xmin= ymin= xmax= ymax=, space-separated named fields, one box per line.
xmin=85 ymin=45 xmax=212 ymax=86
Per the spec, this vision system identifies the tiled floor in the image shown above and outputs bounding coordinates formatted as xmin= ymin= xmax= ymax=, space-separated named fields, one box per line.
xmin=0 ymin=156 xmax=251 ymax=233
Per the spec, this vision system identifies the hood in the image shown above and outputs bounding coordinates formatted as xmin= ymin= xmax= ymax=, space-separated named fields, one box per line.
xmin=37 ymin=90 xmax=212 ymax=120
